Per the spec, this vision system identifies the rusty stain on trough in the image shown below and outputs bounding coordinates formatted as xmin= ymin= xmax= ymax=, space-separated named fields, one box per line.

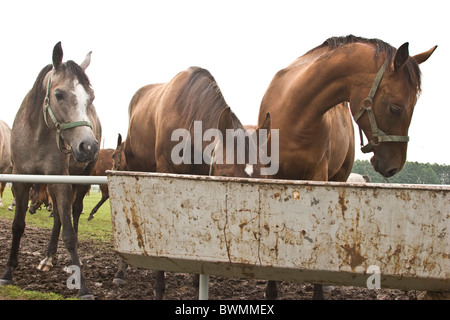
xmin=338 ymin=191 xmax=348 ymax=219
xmin=342 ymin=244 xmax=367 ymax=270
xmin=107 ymin=171 xmax=450 ymax=292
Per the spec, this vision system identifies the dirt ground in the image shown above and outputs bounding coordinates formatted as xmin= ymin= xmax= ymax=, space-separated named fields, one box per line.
xmin=0 ymin=217 xmax=421 ymax=300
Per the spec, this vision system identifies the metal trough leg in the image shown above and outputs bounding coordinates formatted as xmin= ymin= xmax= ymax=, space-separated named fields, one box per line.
xmin=199 ymin=274 xmax=209 ymax=300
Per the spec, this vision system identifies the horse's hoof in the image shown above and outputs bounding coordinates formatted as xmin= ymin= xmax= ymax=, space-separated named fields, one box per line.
xmin=0 ymin=278 xmax=13 ymax=286
xmin=37 ymin=258 xmax=53 ymax=271
xmin=78 ymin=294 xmax=94 ymax=300
xmin=87 ymin=215 xmax=94 ymax=221
xmin=112 ymin=278 xmax=126 ymax=286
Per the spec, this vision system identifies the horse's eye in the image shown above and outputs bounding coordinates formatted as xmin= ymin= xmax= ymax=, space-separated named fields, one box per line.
xmin=389 ymin=105 xmax=402 ymax=116
xmin=54 ymin=90 xmax=65 ymax=101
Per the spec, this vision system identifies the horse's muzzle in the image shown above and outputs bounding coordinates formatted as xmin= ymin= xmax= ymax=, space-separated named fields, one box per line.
xmin=370 ymin=155 xmax=400 ymax=178
xmin=73 ymin=138 xmax=99 ymax=162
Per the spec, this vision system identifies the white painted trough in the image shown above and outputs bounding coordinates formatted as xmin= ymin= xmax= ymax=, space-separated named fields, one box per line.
xmin=107 ymin=171 xmax=449 ymax=292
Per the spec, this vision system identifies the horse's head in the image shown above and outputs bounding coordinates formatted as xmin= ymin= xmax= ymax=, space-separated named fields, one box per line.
xmin=211 ymin=107 xmax=271 ymax=178
xmin=354 ymin=43 xmax=437 ymax=177
xmin=43 ymin=42 xmax=99 ymax=163
xmin=112 ymin=133 xmax=127 ymax=170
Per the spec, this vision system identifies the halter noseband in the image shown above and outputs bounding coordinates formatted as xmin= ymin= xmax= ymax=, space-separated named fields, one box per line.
xmin=353 ymin=61 xmax=410 ymax=153
xmin=44 ymin=75 xmax=93 ymax=153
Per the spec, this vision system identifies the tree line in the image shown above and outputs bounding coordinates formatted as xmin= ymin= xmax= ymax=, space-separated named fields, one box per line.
xmin=351 ymin=160 xmax=450 ymax=185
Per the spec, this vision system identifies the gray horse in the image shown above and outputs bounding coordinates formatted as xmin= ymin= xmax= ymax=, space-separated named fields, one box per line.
xmin=0 ymin=42 xmax=102 ymax=299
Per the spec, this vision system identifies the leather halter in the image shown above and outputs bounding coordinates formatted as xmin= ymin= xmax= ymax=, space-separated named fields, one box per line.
xmin=43 ymin=75 xmax=93 ymax=153
xmin=353 ymin=61 xmax=410 ymax=153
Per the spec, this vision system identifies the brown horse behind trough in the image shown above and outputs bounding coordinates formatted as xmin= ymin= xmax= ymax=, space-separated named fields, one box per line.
xmin=258 ymin=35 xmax=436 ymax=299
xmin=28 ymin=184 xmax=53 ymax=214
xmin=0 ymin=42 xmax=101 ymax=299
xmin=87 ymin=148 xmax=114 ymax=221
xmin=117 ymin=66 xmax=271 ymax=299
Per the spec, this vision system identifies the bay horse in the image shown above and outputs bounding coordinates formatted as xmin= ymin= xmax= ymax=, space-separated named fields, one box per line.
xmin=0 ymin=120 xmax=12 ymax=207
xmin=257 ymin=35 xmax=436 ymax=299
xmin=117 ymin=66 xmax=270 ymax=299
xmin=29 ymin=184 xmax=53 ymax=214
xmin=111 ymin=134 xmax=127 ymax=171
xmin=0 ymin=42 xmax=101 ymax=299
xmin=87 ymin=148 xmax=114 ymax=221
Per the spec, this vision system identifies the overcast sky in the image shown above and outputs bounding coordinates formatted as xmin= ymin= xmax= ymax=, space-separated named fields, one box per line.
xmin=0 ymin=0 xmax=448 ymax=165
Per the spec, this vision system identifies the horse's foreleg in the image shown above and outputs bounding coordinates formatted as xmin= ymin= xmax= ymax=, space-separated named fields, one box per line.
xmin=7 ymin=198 xmax=15 ymax=211
xmin=0 ymin=181 xmax=6 ymax=207
xmin=37 ymin=206 xmax=61 ymax=271
xmin=72 ymin=184 xmax=90 ymax=234
xmin=0 ymin=183 xmax=30 ymax=285
xmin=154 ymin=270 xmax=165 ymax=300
xmin=52 ymin=183 xmax=92 ymax=299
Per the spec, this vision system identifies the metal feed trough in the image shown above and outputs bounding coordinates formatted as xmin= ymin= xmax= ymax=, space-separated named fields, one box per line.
xmin=107 ymin=171 xmax=449 ymax=293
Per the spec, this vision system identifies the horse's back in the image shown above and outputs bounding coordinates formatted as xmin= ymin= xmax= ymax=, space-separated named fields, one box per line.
xmin=125 ymin=83 xmax=166 ymax=172
xmin=125 ymin=67 xmax=224 ymax=174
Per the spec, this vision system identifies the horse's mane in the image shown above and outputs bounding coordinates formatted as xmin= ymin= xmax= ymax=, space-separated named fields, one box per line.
xmin=175 ymin=67 xmax=243 ymax=130
xmin=28 ymin=61 xmax=91 ymax=110
xmin=28 ymin=64 xmax=53 ymax=111
xmin=309 ymin=35 xmax=422 ymax=93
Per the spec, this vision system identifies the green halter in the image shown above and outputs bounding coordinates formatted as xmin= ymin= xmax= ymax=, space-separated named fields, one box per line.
xmin=43 ymin=76 xmax=93 ymax=153
xmin=353 ymin=61 xmax=410 ymax=153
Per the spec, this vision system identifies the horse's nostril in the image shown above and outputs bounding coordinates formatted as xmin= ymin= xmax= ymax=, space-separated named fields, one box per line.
xmin=78 ymin=140 xmax=98 ymax=157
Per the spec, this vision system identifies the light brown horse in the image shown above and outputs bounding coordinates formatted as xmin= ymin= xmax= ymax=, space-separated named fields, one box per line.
xmin=0 ymin=42 xmax=101 ymax=299
xmin=118 ymin=66 xmax=270 ymax=299
xmin=257 ymin=35 xmax=436 ymax=299
xmin=0 ymin=120 xmax=12 ymax=207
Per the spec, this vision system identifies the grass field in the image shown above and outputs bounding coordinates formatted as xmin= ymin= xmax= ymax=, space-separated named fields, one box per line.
xmin=0 ymin=186 xmax=113 ymax=300
xmin=0 ymin=186 xmax=113 ymax=242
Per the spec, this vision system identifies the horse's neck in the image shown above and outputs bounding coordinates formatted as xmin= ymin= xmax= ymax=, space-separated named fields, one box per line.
xmin=283 ymin=45 xmax=381 ymax=119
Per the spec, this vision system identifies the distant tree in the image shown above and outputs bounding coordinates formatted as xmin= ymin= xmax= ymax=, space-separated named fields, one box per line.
xmin=431 ymin=163 xmax=450 ymax=184
xmin=351 ymin=160 xmax=449 ymax=185
xmin=388 ymin=162 xmax=440 ymax=184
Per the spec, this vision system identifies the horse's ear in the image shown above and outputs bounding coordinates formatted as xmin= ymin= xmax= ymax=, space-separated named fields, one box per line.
xmin=52 ymin=42 xmax=63 ymax=70
xmin=256 ymin=112 xmax=271 ymax=146
xmin=217 ymin=107 xmax=234 ymax=138
xmin=393 ymin=42 xmax=409 ymax=71
xmin=117 ymin=133 xmax=122 ymax=148
xmin=412 ymin=45 xmax=438 ymax=65
xmin=80 ymin=51 xmax=92 ymax=71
